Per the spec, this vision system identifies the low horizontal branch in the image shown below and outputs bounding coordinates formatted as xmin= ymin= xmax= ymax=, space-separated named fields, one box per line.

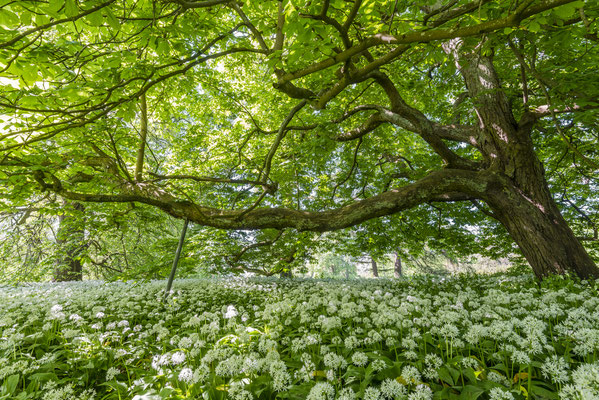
xmin=39 ymin=168 xmax=489 ymax=232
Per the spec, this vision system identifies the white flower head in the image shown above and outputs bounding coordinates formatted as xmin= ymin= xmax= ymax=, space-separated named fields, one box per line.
xmin=178 ymin=367 xmax=193 ymax=383
xmin=401 ymin=365 xmax=421 ymax=385
xmin=489 ymin=387 xmax=515 ymax=400
xmin=225 ymin=305 xmax=238 ymax=319
xmin=364 ymin=387 xmax=381 ymax=400
xmin=171 ymin=351 xmax=186 ymax=365
xmin=381 ymin=378 xmax=406 ymax=399
xmin=408 ymin=384 xmax=433 ymax=400
xmin=69 ymin=313 xmax=82 ymax=322
xmin=306 ymin=382 xmax=334 ymax=400
xmin=351 ymin=351 xmax=368 ymax=367
xmin=106 ymin=367 xmax=119 ymax=381
xmin=50 ymin=304 xmax=63 ymax=314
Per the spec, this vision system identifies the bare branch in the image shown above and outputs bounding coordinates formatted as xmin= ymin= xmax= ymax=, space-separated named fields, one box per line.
xmin=259 ymin=100 xmax=308 ymax=183
xmin=231 ymin=3 xmax=269 ymax=51
xmin=225 ymin=231 xmax=283 ymax=266
xmin=331 ymin=138 xmax=362 ymax=199
xmin=0 ymin=1 xmax=117 ymax=49
xmin=148 ymin=172 xmax=276 ymax=192
xmin=135 ymin=93 xmax=148 ymax=182
xmin=342 ymin=0 xmax=363 ymax=31
xmin=336 ymin=112 xmax=384 ymax=142
xmin=172 ymin=0 xmax=231 ymax=9
xmin=273 ymin=1 xmax=285 ymax=51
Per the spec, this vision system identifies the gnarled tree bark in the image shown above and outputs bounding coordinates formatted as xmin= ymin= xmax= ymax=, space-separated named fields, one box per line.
xmin=451 ymin=46 xmax=598 ymax=279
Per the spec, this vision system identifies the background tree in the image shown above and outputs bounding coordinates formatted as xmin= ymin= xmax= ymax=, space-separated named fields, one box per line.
xmin=0 ymin=0 xmax=598 ymax=279
xmin=53 ymin=201 xmax=85 ymax=281
xmin=307 ymin=252 xmax=357 ymax=279
xmin=0 ymin=198 xmax=188 ymax=282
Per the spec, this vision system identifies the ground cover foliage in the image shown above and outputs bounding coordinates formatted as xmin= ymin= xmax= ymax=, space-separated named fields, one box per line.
xmin=1 ymin=274 xmax=599 ymax=400
xmin=2 ymin=0 xmax=599 ymax=280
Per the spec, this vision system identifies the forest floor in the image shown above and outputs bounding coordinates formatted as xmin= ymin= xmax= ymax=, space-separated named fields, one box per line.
xmin=1 ymin=273 xmax=598 ymax=399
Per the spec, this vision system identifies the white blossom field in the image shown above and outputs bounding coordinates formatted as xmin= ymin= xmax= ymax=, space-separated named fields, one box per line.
xmin=1 ymin=274 xmax=599 ymax=400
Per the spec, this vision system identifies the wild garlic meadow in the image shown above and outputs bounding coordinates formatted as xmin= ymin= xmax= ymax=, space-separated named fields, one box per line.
xmin=1 ymin=274 xmax=599 ymax=400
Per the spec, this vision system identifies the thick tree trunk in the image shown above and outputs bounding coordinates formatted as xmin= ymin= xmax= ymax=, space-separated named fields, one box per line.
xmin=371 ymin=257 xmax=378 ymax=278
xmin=485 ymin=174 xmax=599 ymax=280
xmin=394 ymin=251 xmax=402 ymax=278
xmin=449 ymin=47 xmax=599 ymax=280
xmin=54 ymin=202 xmax=86 ymax=281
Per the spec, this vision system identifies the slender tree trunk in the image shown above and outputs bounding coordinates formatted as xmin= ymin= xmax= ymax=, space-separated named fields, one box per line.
xmin=371 ymin=257 xmax=378 ymax=278
xmin=135 ymin=93 xmax=148 ymax=182
xmin=394 ymin=251 xmax=402 ymax=278
xmin=54 ymin=202 xmax=86 ymax=281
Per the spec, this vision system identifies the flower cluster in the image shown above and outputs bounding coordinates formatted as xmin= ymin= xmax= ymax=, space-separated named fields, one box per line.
xmin=1 ymin=274 xmax=598 ymax=399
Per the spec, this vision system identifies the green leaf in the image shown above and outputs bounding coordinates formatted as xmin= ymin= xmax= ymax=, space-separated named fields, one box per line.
xmin=20 ymin=64 xmax=39 ymax=83
xmin=86 ymin=10 xmax=103 ymax=26
xmin=105 ymin=8 xmax=120 ymax=31
xmin=19 ymin=10 xmax=32 ymax=26
xmin=459 ymin=385 xmax=485 ymax=400
xmin=438 ymin=367 xmax=455 ymax=385
xmin=47 ymin=0 xmax=63 ymax=16
xmin=64 ymin=0 xmax=78 ymax=17
xmin=28 ymin=372 xmax=57 ymax=384
xmin=531 ymin=384 xmax=559 ymax=399
xmin=463 ymin=368 xmax=479 ymax=384
xmin=4 ymin=375 xmax=19 ymax=395
xmin=528 ymin=21 xmax=541 ymax=32
xmin=553 ymin=4 xmax=577 ymax=19
xmin=156 ymin=38 xmax=170 ymax=55
xmin=0 ymin=9 xmax=19 ymax=29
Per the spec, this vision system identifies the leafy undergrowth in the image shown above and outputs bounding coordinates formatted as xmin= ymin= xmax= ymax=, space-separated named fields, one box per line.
xmin=1 ymin=274 xmax=599 ymax=400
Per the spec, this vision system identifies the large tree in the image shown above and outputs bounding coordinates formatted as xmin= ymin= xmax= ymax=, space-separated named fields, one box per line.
xmin=0 ymin=0 xmax=598 ymax=279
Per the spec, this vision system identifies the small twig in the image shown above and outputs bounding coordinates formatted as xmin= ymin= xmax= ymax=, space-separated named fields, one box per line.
xmin=471 ymin=199 xmax=497 ymax=219
xmin=331 ymin=138 xmax=362 ymax=199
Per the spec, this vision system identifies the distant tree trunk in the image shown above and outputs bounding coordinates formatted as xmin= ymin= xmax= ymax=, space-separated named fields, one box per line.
xmin=54 ymin=201 xmax=86 ymax=281
xmin=441 ymin=250 xmax=457 ymax=273
xmin=371 ymin=257 xmax=378 ymax=278
xmin=394 ymin=251 xmax=402 ymax=278
xmin=280 ymin=269 xmax=292 ymax=278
